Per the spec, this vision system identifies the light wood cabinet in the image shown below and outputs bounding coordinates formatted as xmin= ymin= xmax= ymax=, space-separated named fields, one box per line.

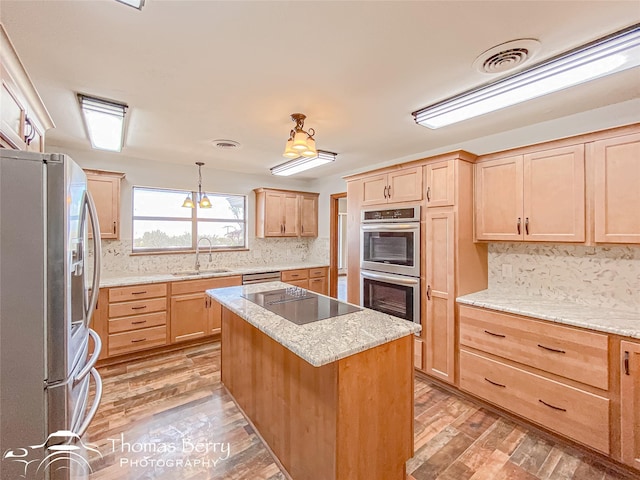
xmin=85 ymin=169 xmax=125 ymax=240
xmin=106 ymin=283 xmax=168 ymax=357
xmin=475 ymin=145 xmax=585 ymax=242
xmin=300 ymin=193 xmax=318 ymax=237
xmin=170 ymin=276 xmax=241 ymax=342
xmin=361 ymin=166 xmax=423 ymax=206
xmin=425 ymin=160 xmax=455 ymax=208
xmin=459 ymin=305 xmax=611 ymax=454
xmin=593 ymin=133 xmax=640 ymax=244
xmin=0 ymin=25 xmax=54 ymax=152
xmin=621 ymin=340 xmax=640 ymax=470
xmin=424 ymin=211 xmax=455 ymax=383
xmin=281 ymin=267 xmax=329 ymax=295
xmin=254 ymin=188 xmax=318 ymax=238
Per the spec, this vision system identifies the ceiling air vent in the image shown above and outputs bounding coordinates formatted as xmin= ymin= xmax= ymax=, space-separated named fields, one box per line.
xmin=213 ymin=139 xmax=241 ymax=149
xmin=473 ymin=39 xmax=541 ymax=74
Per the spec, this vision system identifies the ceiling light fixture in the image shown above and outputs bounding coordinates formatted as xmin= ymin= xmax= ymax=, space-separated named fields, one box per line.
xmin=182 ymin=162 xmax=211 ymax=208
xmin=115 ymin=0 xmax=145 ymax=10
xmin=283 ymin=113 xmax=317 ymax=159
xmin=271 ymin=150 xmax=337 ymax=176
xmin=412 ymin=24 xmax=640 ymax=129
xmin=78 ymin=94 xmax=128 ymax=152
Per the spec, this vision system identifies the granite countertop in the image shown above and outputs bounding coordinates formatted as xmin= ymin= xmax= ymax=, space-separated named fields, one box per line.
xmin=457 ymin=289 xmax=640 ymax=339
xmin=99 ymin=262 xmax=330 ymax=288
xmin=207 ymin=281 xmax=421 ymax=367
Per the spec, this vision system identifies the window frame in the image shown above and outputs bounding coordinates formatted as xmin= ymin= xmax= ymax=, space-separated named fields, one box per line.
xmin=131 ymin=185 xmax=248 ymax=253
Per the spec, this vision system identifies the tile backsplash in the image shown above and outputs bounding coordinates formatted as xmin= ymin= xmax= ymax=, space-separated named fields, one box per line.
xmin=96 ymin=237 xmax=330 ymax=276
xmin=488 ymin=243 xmax=640 ymax=313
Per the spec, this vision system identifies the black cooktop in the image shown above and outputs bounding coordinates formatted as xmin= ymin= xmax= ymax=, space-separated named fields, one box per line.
xmin=241 ymin=288 xmax=362 ymax=325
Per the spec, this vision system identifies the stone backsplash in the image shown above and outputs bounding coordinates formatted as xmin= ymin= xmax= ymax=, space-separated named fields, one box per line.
xmin=94 ymin=237 xmax=330 ymax=275
xmin=488 ymin=243 xmax=640 ymax=313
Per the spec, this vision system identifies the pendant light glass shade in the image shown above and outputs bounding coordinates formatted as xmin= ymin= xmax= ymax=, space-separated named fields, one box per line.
xmin=182 ymin=194 xmax=195 ymax=208
xmin=292 ymin=130 xmax=309 ymax=151
xmin=199 ymin=194 xmax=212 ymax=208
xmin=283 ymin=137 xmax=298 ymax=158
xmin=300 ymin=136 xmax=317 ymax=157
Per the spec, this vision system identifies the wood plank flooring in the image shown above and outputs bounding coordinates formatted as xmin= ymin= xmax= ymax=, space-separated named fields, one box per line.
xmin=85 ymin=342 xmax=635 ymax=480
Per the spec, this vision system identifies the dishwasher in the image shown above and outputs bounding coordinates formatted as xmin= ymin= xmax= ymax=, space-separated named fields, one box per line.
xmin=242 ymin=271 xmax=281 ymax=285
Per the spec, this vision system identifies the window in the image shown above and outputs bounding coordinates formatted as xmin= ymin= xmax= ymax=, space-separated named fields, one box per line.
xmin=132 ymin=186 xmax=246 ymax=252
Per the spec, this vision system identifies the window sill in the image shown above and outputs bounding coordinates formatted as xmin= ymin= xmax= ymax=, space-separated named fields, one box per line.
xmin=130 ymin=248 xmax=250 ymax=256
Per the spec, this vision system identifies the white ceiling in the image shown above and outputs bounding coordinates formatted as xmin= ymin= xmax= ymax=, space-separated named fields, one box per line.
xmin=1 ymin=1 xmax=639 ymax=179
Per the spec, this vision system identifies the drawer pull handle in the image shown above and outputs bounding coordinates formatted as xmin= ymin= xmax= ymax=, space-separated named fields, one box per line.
xmin=131 ymin=291 xmax=147 ymax=295
xmin=131 ymin=306 xmax=147 ymax=310
xmin=291 ymin=274 xmax=299 ymax=277
xmin=525 ymin=217 xmax=530 ymax=235
xmin=624 ymin=351 xmax=630 ymax=376
xmin=426 ymin=186 xmax=431 ymax=202
xmin=131 ymin=320 xmax=147 ymax=325
xmin=426 ymin=285 xmax=431 ymax=301
xmin=517 ymin=217 xmax=521 ymax=234
xmin=539 ymin=399 xmax=566 ymax=412
xmin=537 ymin=344 xmax=565 ymax=354
xmin=131 ymin=338 xmax=147 ymax=343
xmin=484 ymin=377 xmax=506 ymax=388
xmin=484 ymin=330 xmax=505 ymax=338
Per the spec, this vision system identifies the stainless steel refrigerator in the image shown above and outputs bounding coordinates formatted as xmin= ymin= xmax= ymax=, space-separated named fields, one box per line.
xmin=1 ymin=150 xmax=103 ymax=479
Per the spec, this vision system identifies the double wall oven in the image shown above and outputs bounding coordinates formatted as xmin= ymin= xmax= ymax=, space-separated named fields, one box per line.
xmin=360 ymin=205 xmax=420 ymax=328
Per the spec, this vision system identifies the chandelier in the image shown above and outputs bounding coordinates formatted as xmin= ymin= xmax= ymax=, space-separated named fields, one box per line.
xmin=283 ymin=113 xmax=317 ymax=159
xmin=182 ymin=162 xmax=211 ymax=208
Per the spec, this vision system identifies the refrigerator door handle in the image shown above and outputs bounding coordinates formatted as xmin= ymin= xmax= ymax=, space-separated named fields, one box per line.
xmin=74 ymin=329 xmax=102 ymax=383
xmin=75 ymin=368 xmax=103 ymax=437
xmin=85 ymin=191 xmax=102 ymax=328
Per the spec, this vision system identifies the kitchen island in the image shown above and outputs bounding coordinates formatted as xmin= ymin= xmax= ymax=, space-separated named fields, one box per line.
xmin=207 ymin=281 xmax=421 ymax=480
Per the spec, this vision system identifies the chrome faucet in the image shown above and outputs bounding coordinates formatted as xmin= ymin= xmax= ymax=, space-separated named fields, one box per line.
xmin=195 ymin=237 xmax=213 ymax=272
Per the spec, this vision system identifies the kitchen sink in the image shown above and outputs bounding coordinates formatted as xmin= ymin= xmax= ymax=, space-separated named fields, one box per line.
xmin=172 ymin=268 xmax=231 ymax=276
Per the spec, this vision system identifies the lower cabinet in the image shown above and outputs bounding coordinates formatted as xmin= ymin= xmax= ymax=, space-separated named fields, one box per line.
xmin=106 ymin=283 xmax=169 ymax=356
xmin=282 ymin=267 xmax=329 ymax=295
xmin=170 ymin=276 xmax=242 ymax=343
xmin=621 ymin=340 xmax=640 ymax=470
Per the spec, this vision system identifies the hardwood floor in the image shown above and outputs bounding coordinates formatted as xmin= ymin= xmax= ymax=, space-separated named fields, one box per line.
xmin=86 ymin=342 xmax=633 ymax=480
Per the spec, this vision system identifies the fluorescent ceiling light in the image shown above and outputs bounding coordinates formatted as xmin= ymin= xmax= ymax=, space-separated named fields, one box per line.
xmin=271 ymin=150 xmax=337 ymax=176
xmin=413 ymin=24 xmax=640 ymax=129
xmin=115 ymin=0 xmax=145 ymax=10
xmin=78 ymin=94 xmax=128 ymax=152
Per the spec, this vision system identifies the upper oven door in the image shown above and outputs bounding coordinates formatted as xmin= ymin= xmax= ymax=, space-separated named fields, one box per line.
xmin=361 ymin=223 xmax=420 ymax=276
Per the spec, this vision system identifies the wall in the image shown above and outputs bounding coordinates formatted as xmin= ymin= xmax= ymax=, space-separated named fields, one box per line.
xmin=47 ymin=144 xmax=331 ymax=273
xmin=488 ymin=243 xmax=640 ymax=313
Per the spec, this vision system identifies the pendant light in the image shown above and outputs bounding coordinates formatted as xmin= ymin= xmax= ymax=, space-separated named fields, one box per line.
xmin=283 ymin=113 xmax=317 ymax=159
xmin=182 ymin=162 xmax=211 ymax=208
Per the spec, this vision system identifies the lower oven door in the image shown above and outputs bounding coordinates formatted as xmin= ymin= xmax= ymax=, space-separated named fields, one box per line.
xmin=360 ymin=270 xmax=420 ymax=326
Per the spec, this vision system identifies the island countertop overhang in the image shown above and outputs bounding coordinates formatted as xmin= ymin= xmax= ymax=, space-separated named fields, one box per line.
xmin=207 ymin=281 xmax=421 ymax=367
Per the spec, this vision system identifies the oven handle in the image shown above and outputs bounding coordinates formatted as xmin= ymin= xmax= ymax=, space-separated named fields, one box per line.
xmin=361 ymin=224 xmax=418 ymax=231
xmin=360 ymin=270 xmax=420 ymax=286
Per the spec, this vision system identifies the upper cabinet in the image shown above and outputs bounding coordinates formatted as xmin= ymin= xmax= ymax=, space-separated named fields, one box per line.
xmin=592 ymin=132 xmax=640 ymax=244
xmin=361 ymin=166 xmax=423 ymax=206
xmin=475 ymin=145 xmax=585 ymax=242
xmin=425 ymin=160 xmax=455 ymax=208
xmin=0 ymin=25 xmax=54 ymax=152
xmin=254 ymin=188 xmax=319 ymax=238
xmin=85 ymin=169 xmax=125 ymax=240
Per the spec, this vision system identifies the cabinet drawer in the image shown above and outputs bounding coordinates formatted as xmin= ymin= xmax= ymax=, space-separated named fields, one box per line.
xmin=286 ymin=279 xmax=309 ymax=289
xmin=108 ymin=297 xmax=166 ymax=318
xmin=108 ymin=326 xmax=167 ymax=356
xmin=308 ymin=277 xmax=326 ymax=295
xmin=460 ymin=349 xmax=610 ymax=453
xmin=108 ymin=311 xmax=167 ymax=334
xmin=281 ymin=269 xmax=308 ymax=281
xmin=171 ymin=275 xmax=242 ymax=295
xmin=109 ymin=283 xmax=167 ymax=302
xmin=309 ymin=268 xmax=327 ymax=278
xmin=459 ymin=306 xmax=609 ymax=390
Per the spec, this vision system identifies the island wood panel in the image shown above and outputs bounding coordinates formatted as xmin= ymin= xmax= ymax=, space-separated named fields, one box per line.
xmin=221 ymin=308 xmax=413 ymax=480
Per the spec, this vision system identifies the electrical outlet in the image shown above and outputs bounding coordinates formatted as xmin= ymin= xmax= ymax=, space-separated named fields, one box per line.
xmin=502 ymin=264 xmax=513 ymax=278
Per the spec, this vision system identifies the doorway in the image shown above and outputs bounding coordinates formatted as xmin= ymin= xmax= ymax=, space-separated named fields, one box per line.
xmin=329 ymin=192 xmax=347 ymax=300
